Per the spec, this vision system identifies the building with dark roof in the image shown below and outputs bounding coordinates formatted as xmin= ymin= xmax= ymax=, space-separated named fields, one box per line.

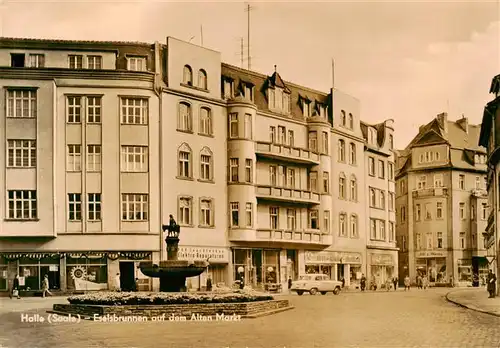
xmin=396 ymin=112 xmax=488 ymax=287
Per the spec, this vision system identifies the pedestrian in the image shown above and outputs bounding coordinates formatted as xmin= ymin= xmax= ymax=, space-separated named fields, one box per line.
xmin=423 ymin=276 xmax=429 ymax=290
xmin=416 ymin=275 xmax=422 ymax=289
xmin=404 ymin=275 xmax=411 ymax=291
xmin=206 ymin=274 xmax=213 ymax=292
xmin=10 ymin=274 xmax=20 ymax=299
xmin=42 ymin=275 xmax=52 ymax=298
xmin=114 ymin=272 xmax=121 ymax=291
xmin=487 ymin=269 xmax=497 ymax=298
xmin=288 ymin=276 xmax=293 ymax=290
xmin=341 ymin=277 xmax=345 ymax=288
xmin=360 ymin=274 xmax=366 ymax=291
xmin=393 ymin=276 xmax=398 ymax=291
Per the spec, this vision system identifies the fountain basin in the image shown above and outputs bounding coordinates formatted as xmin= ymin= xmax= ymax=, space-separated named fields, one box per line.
xmin=139 ymin=261 xmax=208 ymax=278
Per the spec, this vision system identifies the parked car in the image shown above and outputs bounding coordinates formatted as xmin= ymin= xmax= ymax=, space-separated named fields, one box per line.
xmin=290 ymin=274 xmax=342 ymax=295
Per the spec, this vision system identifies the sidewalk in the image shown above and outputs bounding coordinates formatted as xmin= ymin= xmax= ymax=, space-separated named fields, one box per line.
xmin=446 ymin=287 xmax=500 ymax=317
xmin=0 ymin=296 xmax=67 ymax=314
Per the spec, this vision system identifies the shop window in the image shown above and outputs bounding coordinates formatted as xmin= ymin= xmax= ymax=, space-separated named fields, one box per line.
xmin=18 ymin=256 xmax=60 ymax=291
xmin=66 ymin=256 xmax=108 ymax=291
xmin=0 ymin=258 xmax=7 ymax=290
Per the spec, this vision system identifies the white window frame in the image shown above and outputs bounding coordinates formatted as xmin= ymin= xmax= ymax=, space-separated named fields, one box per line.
xmin=324 ymin=210 xmax=330 ymax=234
xmin=68 ymin=193 xmax=82 ymax=221
xmin=7 ymin=89 xmax=37 ymax=118
xmin=349 ymin=143 xmax=356 ymax=164
xmin=121 ymin=194 xmax=149 ymax=221
xmin=7 ymin=140 xmax=36 ymax=168
xmin=368 ymin=157 xmax=375 ymax=176
xmin=339 ymin=174 xmax=346 ymax=199
xmin=288 ymin=130 xmax=294 ymax=147
xmin=200 ymin=151 xmax=212 ymax=181
xmin=229 ymin=113 xmax=239 ymax=138
xmin=121 ymin=98 xmax=148 ymax=125
xmin=244 ymin=113 xmax=252 ymax=139
xmin=339 ymin=213 xmax=347 ymax=237
xmin=127 ymin=56 xmax=147 ymax=71
xmin=459 ymin=174 xmax=465 ymax=190
xmin=230 ymin=202 xmax=239 ymax=227
xmin=87 ymin=96 xmax=102 ymax=123
xmin=350 ymin=214 xmax=358 ymax=238
xmin=87 ymin=145 xmax=102 ymax=172
xmin=178 ymin=102 xmax=192 ymax=132
xmin=121 ymin=146 xmax=148 ymax=172
xmin=7 ymin=190 xmax=37 ymax=220
xmin=309 ymin=171 xmax=317 ymax=192
xmin=437 ymin=202 xmax=443 ymax=219
xmin=199 ymin=198 xmax=213 ymax=227
xmin=287 ymin=208 xmax=297 ymax=231
xmin=370 ymin=218 xmax=377 ymax=240
xmin=309 ymin=210 xmax=319 ymax=230
xmin=308 ymin=131 xmax=317 ymax=151
xmin=350 ymin=177 xmax=357 ymax=201
xmin=29 ymin=54 xmax=44 ymax=68
xmin=67 ymin=145 xmax=82 ymax=172
xmin=87 ymin=55 xmax=102 ymax=70
xmin=183 ymin=65 xmax=193 ymax=85
xmin=322 ymin=131 xmax=328 ymax=154
xmin=230 ymin=158 xmax=239 ymax=182
xmin=68 ymin=55 xmax=83 ymax=69
xmin=245 ymin=159 xmax=253 ymax=183
xmin=245 ymin=203 xmax=253 ymax=227
xmin=198 ymin=69 xmax=208 ymax=90
xmin=338 ymin=139 xmax=345 ymax=162
xmin=270 ymin=207 xmax=279 ymax=230
xmin=270 ymin=166 xmax=277 ymax=186
xmin=67 ymin=96 xmax=82 ymax=123
xmin=87 ymin=193 xmax=102 ymax=221
xmin=178 ymin=147 xmax=192 ymax=179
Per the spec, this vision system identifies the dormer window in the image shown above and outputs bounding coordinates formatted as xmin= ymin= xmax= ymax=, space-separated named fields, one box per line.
xmin=127 ymin=56 xmax=147 ymax=71
xmin=183 ymin=65 xmax=193 ymax=85
xmin=198 ymin=69 xmax=208 ymax=90
xmin=340 ymin=110 xmax=346 ymax=126
xmin=268 ymin=87 xmax=290 ymax=114
xmin=349 ymin=113 xmax=354 ymax=129
xmin=29 ymin=54 xmax=45 ymax=68
xmin=318 ymin=104 xmax=326 ymax=118
xmin=303 ymin=100 xmax=311 ymax=118
xmin=368 ymin=128 xmax=377 ymax=145
xmin=222 ymin=78 xmax=234 ymax=99
xmin=243 ymin=83 xmax=253 ymax=101
xmin=389 ymin=134 xmax=394 ymax=149
xmin=10 ymin=53 xmax=25 ymax=68
xmin=68 ymin=55 xmax=83 ymax=69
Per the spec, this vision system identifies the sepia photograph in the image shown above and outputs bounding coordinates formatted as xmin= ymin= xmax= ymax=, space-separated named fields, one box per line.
xmin=0 ymin=0 xmax=498 ymax=347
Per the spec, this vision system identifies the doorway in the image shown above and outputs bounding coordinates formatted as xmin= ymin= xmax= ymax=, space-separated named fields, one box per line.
xmin=119 ymin=262 xmax=135 ymax=291
xmin=337 ymin=264 xmax=345 ymax=281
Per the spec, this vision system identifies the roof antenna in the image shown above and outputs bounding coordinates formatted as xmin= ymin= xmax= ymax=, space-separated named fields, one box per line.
xmin=274 ymin=64 xmax=277 ymax=73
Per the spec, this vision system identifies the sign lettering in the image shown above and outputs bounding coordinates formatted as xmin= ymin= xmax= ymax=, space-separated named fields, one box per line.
xmin=305 ymin=251 xmax=362 ymax=264
xmin=415 ymin=250 xmax=447 ymax=258
xmin=177 ymin=247 xmax=229 ymax=263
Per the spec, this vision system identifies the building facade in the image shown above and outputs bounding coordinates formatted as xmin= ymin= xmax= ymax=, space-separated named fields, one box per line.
xmin=478 ymin=73 xmax=500 ymax=293
xmin=396 ymin=112 xmax=488 ymax=286
xmin=0 ymin=36 xmax=397 ymax=294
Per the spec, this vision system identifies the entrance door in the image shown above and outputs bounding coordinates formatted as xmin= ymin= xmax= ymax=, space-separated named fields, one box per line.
xmin=119 ymin=262 xmax=135 ymax=291
xmin=337 ymin=264 xmax=344 ymax=281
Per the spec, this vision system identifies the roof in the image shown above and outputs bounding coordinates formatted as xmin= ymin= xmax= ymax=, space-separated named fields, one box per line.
xmin=0 ymin=37 xmax=153 ymax=47
xmin=490 ymin=74 xmax=500 ymax=95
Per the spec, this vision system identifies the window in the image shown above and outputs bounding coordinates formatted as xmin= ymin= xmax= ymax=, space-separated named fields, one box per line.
xmin=437 ymin=202 xmax=443 ymax=219
xmin=309 ymin=131 xmax=317 ymax=151
xmin=459 ymin=232 xmax=465 ymax=249
xmin=380 ymin=221 xmax=386 ymax=240
xmin=283 ymin=93 xmax=290 ymax=113
xmin=223 ymin=79 xmax=234 ymax=99
xmin=350 ymin=214 xmax=358 ymax=238
xmin=482 ymin=203 xmax=487 ymax=220
xmin=243 ymin=84 xmax=253 ymax=101
xmin=434 ymin=174 xmax=443 ymax=187
xmin=401 ymin=206 xmax=406 ymax=222
xmin=350 ymin=176 xmax=357 ymax=201
xmin=67 ymin=96 xmax=81 ymax=123
xmin=200 ymin=149 xmax=213 ymax=181
xmin=370 ymin=188 xmax=376 ymax=207
xmin=122 ymin=194 xmax=148 ymax=221
xmin=370 ymin=219 xmax=376 ymax=240
xmin=459 ymin=202 xmax=465 ymax=220
xmin=121 ymin=146 xmax=148 ymax=172
xmin=121 ymin=98 xmax=148 ymax=125
xmin=10 ymin=53 xmax=25 ymax=67
xmin=339 ymin=213 xmax=347 ymax=236
xmin=369 ymin=128 xmax=377 ymax=145
xmin=199 ymin=199 xmax=212 ymax=227
xmin=338 ymin=140 xmax=345 ymax=162
xmin=230 ymin=202 xmax=239 ymax=227
xmin=340 ymin=110 xmax=346 ymax=126
xmin=425 ymin=203 xmax=432 ymax=220
xmin=303 ymin=101 xmax=311 ymax=117
xmin=400 ymin=180 xmax=406 ymax=194
xmin=270 ymin=207 xmax=279 ymax=229
xmin=29 ymin=54 xmax=45 ymax=68
xmin=426 ymin=233 xmax=432 ymax=249
xmin=278 ymin=166 xmax=286 ymax=187
xmin=287 ymin=168 xmax=296 ymax=188
xmin=88 ymin=193 xmax=101 ymax=221
xmin=471 ymin=204 xmax=476 ymax=220
xmin=68 ymin=55 xmax=83 ymax=69
xmin=349 ymin=143 xmax=356 ymax=165
xmin=324 ymin=211 xmax=330 ymax=233
xmin=288 ymin=130 xmax=294 ymax=147
xmin=349 ymin=113 xmax=354 ymax=129
xmin=87 ymin=145 xmax=101 ymax=172
xmin=269 ymin=126 xmax=276 ymax=143
xmin=286 ymin=209 xmax=297 ymax=231
xmin=309 ymin=210 xmax=319 ymax=229
xmin=7 ymin=89 xmax=37 ymax=118
xmin=389 ymin=134 xmax=394 ymax=149
xmin=459 ymin=175 xmax=465 ymax=190
xmin=475 ymin=176 xmax=481 ymax=190
xmin=7 ymin=140 xmax=36 ymax=167
xmin=178 ymin=102 xmax=192 ymax=131
xmin=244 ymin=113 xmax=252 ymax=139
xmin=339 ymin=173 xmax=346 ymax=199
xmin=245 ymin=203 xmax=253 ymax=227
xmin=199 ymin=107 xmax=212 ymax=135
xmin=198 ymin=69 xmax=208 ymax=89
xmin=388 ymin=193 xmax=394 ymax=211
xmin=67 ymin=145 xmax=82 ymax=172
xmin=68 ymin=193 xmax=82 ymax=221
xmin=87 ymin=96 xmax=102 ymax=123
xmin=278 ymin=126 xmax=286 ymax=144
xmin=415 ymin=204 xmax=421 ymax=221
xmin=269 ymin=166 xmax=277 ymax=186
xmin=8 ymin=190 xmax=37 ymax=220
xmin=368 ymin=157 xmax=375 ymax=176
xmin=128 ymin=57 xmax=146 ymax=71
xmin=437 ymin=232 xmax=443 ymax=249
xmin=183 ymin=65 xmax=193 ymax=85
xmin=230 ymin=158 xmax=239 ymax=182
xmin=378 ymin=160 xmax=385 ymax=179
xmin=388 ymin=163 xmax=394 ymax=180
xmin=268 ymin=88 xmax=275 ymax=109
xmin=87 ymin=55 xmax=102 ymax=70
xmin=322 ymin=132 xmax=328 ymax=154
xmin=417 ymin=175 xmax=426 ymax=190
xmin=245 ymin=159 xmax=252 ymax=183
xmin=389 ymin=222 xmax=395 ymax=242
xmin=323 ymin=172 xmax=329 ymax=194
xmin=309 ymin=171 xmax=317 ymax=192
xmin=178 ymin=145 xmax=192 ymax=178
xmin=380 ymin=191 xmax=385 ymax=209
xmin=229 ymin=113 xmax=239 ymax=138
xmin=416 ymin=233 xmax=421 ymax=250
xmin=177 ymin=197 xmax=192 ymax=225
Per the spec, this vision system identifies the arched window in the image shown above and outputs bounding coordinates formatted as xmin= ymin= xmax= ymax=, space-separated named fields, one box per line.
xmin=339 ymin=212 xmax=347 ymax=237
xmin=339 ymin=172 xmax=346 ymax=199
xmin=340 ymin=110 xmax=346 ymax=126
xmin=177 ymin=143 xmax=192 ymax=178
xmin=349 ymin=142 xmax=356 ymax=165
xmin=178 ymin=102 xmax=192 ymax=131
xmin=350 ymin=214 xmax=358 ymax=238
xmin=370 ymin=188 xmax=376 ymax=206
xmin=198 ymin=69 xmax=208 ymax=90
xmin=380 ymin=191 xmax=385 ymax=208
xmin=183 ymin=65 xmax=193 ymax=85
xmin=338 ymin=139 xmax=345 ymax=162
xmin=199 ymin=107 xmax=212 ymax=135
xmin=200 ymin=147 xmax=213 ymax=181
xmin=349 ymin=113 xmax=354 ymax=129
xmin=350 ymin=175 xmax=357 ymax=201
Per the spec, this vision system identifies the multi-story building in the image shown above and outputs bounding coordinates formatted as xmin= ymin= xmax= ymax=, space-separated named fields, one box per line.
xmin=0 ymin=36 xmax=398 ymax=294
xmin=479 ymin=73 xmax=500 ymax=293
xmin=361 ymin=120 xmax=398 ymax=285
xmin=396 ymin=112 xmax=488 ymax=286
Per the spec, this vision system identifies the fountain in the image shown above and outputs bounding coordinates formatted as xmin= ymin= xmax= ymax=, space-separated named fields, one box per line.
xmin=139 ymin=215 xmax=209 ymax=292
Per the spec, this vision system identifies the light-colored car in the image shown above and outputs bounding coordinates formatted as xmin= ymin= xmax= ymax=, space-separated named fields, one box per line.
xmin=290 ymin=274 xmax=342 ymax=296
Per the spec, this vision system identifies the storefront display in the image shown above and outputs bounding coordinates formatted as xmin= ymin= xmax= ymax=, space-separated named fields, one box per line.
xmin=66 ymin=256 xmax=108 ymax=291
xmin=18 ymin=256 xmax=60 ymax=290
xmin=458 ymin=259 xmax=472 ymax=282
xmin=369 ymin=254 xmax=395 ymax=286
xmin=232 ymin=248 xmax=280 ymax=288
xmin=304 ymin=250 xmax=363 ymax=286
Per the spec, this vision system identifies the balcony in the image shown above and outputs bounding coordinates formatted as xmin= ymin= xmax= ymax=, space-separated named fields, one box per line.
xmin=255 ymin=142 xmax=320 ymax=165
xmin=229 ymin=228 xmax=332 ymax=246
xmin=412 ymin=187 xmax=449 ymax=198
xmin=255 ymin=185 xmax=320 ymax=205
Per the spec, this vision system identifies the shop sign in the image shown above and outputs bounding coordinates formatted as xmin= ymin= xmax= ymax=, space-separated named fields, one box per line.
xmin=415 ymin=250 xmax=447 ymax=258
xmin=49 ymin=265 xmax=59 ymax=272
xmin=177 ymin=246 xmax=229 ymax=264
xmin=370 ymin=254 xmax=393 ymax=266
xmin=304 ymin=251 xmax=362 ymax=264
xmin=18 ymin=277 xmax=25 ymax=286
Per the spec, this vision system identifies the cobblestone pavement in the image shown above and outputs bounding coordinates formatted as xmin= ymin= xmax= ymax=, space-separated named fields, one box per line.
xmin=447 ymin=288 xmax=500 ymax=316
xmin=2 ymin=288 xmax=500 ymax=348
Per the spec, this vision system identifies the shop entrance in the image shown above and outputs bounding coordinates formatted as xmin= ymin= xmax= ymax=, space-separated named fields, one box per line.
xmin=119 ymin=262 xmax=136 ymax=291
xmin=337 ymin=264 xmax=344 ymax=281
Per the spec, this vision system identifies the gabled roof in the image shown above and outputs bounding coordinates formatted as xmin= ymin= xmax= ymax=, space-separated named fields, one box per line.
xmin=268 ymin=70 xmax=291 ymax=93
xmin=411 ymin=130 xmax=447 ymax=147
xmin=490 ymin=74 xmax=500 ymax=95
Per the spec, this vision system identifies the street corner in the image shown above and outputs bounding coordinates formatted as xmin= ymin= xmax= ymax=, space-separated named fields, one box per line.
xmin=446 ymin=288 xmax=500 ymax=317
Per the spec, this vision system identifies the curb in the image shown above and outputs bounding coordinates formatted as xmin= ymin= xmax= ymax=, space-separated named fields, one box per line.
xmin=445 ymin=290 xmax=500 ymax=318
xmin=243 ymin=305 xmax=294 ymax=319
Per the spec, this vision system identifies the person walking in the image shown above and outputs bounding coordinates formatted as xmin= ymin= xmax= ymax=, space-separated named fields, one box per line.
xmin=422 ymin=275 xmax=429 ymax=290
xmin=288 ymin=276 xmax=293 ymax=291
xmin=487 ymin=269 xmax=497 ymax=298
xmin=10 ymin=274 xmax=20 ymax=299
xmin=393 ymin=276 xmax=398 ymax=291
xmin=206 ymin=274 xmax=213 ymax=292
xmin=404 ymin=275 xmax=411 ymax=291
xmin=360 ymin=274 xmax=366 ymax=291
xmin=114 ymin=272 xmax=121 ymax=291
xmin=42 ymin=275 xmax=52 ymax=298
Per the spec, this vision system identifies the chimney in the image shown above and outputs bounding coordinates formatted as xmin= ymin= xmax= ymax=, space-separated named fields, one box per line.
xmin=436 ymin=112 xmax=448 ymax=134
xmin=456 ymin=114 xmax=468 ymax=133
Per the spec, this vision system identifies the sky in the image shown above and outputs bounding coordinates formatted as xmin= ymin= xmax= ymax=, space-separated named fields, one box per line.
xmin=0 ymin=0 xmax=498 ymax=149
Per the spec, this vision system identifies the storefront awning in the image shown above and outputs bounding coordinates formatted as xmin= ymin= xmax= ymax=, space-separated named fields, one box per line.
xmin=1 ymin=251 xmax=152 ymax=261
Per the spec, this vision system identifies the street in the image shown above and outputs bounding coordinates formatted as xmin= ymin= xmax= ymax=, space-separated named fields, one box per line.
xmin=1 ymin=288 xmax=500 ymax=348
